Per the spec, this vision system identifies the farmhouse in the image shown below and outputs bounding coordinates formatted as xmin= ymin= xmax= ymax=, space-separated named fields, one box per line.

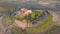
xmin=11 ymin=8 xmax=32 ymax=17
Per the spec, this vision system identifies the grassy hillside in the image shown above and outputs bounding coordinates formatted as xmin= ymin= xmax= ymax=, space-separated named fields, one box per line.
xmin=8 ymin=10 xmax=53 ymax=34
xmin=26 ymin=14 xmax=52 ymax=34
xmin=45 ymin=26 xmax=60 ymax=34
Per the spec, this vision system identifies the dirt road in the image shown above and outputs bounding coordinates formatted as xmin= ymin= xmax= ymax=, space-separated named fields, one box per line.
xmin=0 ymin=16 xmax=6 ymax=34
xmin=53 ymin=12 xmax=60 ymax=26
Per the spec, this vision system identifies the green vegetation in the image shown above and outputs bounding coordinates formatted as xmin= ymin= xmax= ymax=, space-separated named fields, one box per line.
xmin=0 ymin=6 xmax=21 ymax=34
xmin=12 ymin=25 xmax=24 ymax=34
xmin=9 ymin=8 xmax=15 ymax=16
xmin=15 ymin=14 xmax=25 ymax=20
xmin=8 ymin=16 xmax=14 ymax=25
xmin=8 ymin=16 xmax=24 ymax=34
xmin=25 ymin=11 xmax=43 ymax=23
xmin=8 ymin=9 xmax=52 ymax=34
xmin=15 ymin=10 xmax=43 ymax=23
xmin=9 ymin=8 xmax=14 ymax=13
xmin=26 ymin=15 xmax=53 ymax=34
xmin=46 ymin=26 xmax=60 ymax=34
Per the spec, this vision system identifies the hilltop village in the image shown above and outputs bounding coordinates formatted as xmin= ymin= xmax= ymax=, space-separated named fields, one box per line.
xmin=11 ymin=8 xmax=51 ymax=29
xmin=11 ymin=8 xmax=32 ymax=17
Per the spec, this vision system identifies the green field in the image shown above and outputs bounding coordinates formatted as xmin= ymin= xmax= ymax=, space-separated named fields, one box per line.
xmin=45 ymin=26 xmax=60 ymax=34
xmin=26 ymin=14 xmax=53 ymax=34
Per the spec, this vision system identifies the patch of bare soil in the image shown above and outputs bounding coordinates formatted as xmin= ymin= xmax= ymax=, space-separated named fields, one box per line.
xmin=14 ymin=19 xmax=28 ymax=29
xmin=0 ymin=16 xmax=6 ymax=34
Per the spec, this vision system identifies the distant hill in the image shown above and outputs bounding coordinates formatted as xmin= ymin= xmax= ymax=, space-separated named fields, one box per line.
xmin=0 ymin=0 xmax=60 ymax=11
